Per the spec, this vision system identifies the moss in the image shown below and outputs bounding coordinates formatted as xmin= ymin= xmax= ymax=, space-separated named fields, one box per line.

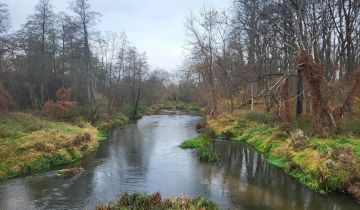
xmin=0 ymin=112 xmax=99 ymax=180
xmin=96 ymin=192 xmax=219 ymax=210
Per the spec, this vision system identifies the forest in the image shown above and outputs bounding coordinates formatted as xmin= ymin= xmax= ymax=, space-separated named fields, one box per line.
xmin=0 ymin=0 xmax=360 ymax=209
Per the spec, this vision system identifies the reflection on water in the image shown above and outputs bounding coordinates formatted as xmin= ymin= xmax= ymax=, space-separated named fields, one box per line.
xmin=0 ymin=113 xmax=358 ymax=210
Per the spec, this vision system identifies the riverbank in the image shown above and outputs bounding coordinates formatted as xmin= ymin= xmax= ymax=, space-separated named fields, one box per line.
xmin=0 ymin=112 xmax=101 ymax=181
xmin=0 ymin=103 xmax=198 ymax=181
xmin=205 ymin=110 xmax=360 ymax=201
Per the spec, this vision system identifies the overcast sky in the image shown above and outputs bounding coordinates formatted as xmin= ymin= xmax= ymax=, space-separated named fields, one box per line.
xmin=3 ymin=0 xmax=231 ymax=72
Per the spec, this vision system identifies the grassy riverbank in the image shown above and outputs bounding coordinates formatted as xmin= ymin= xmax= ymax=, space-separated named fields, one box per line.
xmin=0 ymin=112 xmax=100 ymax=180
xmin=96 ymin=192 xmax=219 ymax=210
xmin=205 ymin=110 xmax=360 ymax=200
xmin=95 ymin=112 xmax=128 ymax=134
xmin=0 ymin=102 xmax=197 ymax=181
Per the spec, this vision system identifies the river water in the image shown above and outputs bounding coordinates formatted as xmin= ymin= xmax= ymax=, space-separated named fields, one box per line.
xmin=0 ymin=111 xmax=359 ymax=210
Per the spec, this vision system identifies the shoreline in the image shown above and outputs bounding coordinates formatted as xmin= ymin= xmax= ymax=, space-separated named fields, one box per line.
xmin=205 ymin=110 xmax=360 ymax=203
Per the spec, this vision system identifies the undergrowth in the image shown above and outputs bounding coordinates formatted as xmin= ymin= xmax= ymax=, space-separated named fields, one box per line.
xmin=96 ymin=192 xmax=219 ymax=210
xmin=146 ymin=101 xmax=201 ymax=114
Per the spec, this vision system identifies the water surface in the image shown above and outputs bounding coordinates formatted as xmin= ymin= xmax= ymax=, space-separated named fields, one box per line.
xmin=0 ymin=111 xmax=358 ymax=210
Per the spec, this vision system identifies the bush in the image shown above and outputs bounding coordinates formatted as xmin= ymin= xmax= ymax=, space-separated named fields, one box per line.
xmin=44 ymin=88 xmax=76 ymax=120
xmin=290 ymin=129 xmax=308 ymax=149
xmin=244 ymin=111 xmax=274 ymax=125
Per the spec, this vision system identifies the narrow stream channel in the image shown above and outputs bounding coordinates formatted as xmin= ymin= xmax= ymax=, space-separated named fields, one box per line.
xmin=0 ymin=111 xmax=358 ymax=210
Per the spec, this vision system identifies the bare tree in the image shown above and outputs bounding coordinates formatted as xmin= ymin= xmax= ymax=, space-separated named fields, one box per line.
xmin=185 ymin=7 xmax=219 ymax=115
xmin=71 ymin=0 xmax=100 ymax=101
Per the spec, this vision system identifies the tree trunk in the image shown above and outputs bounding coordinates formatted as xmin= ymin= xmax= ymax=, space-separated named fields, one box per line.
xmin=296 ymin=69 xmax=304 ymax=117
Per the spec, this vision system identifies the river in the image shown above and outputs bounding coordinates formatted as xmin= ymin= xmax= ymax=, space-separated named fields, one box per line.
xmin=0 ymin=111 xmax=358 ymax=210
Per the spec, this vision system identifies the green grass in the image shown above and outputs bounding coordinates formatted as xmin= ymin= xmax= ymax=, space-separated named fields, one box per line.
xmin=179 ymin=136 xmax=207 ymax=149
xmin=98 ymin=130 xmax=108 ymax=141
xmin=179 ymin=136 xmax=219 ymax=163
xmin=96 ymin=192 xmax=219 ymax=210
xmin=196 ymin=147 xmax=219 ymax=163
xmin=0 ymin=112 xmax=99 ymax=181
xmin=268 ymin=154 xmax=288 ymax=169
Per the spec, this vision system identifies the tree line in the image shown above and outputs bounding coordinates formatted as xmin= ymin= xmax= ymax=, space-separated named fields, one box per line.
xmin=0 ymin=0 xmax=177 ymax=118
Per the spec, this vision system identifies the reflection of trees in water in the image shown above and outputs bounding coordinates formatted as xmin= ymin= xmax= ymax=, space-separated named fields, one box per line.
xmin=198 ymin=140 xmax=353 ymax=210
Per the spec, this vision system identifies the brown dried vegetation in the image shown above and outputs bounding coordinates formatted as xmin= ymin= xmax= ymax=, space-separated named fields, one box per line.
xmin=297 ymin=51 xmax=337 ymax=131
xmin=44 ymin=87 xmax=76 ymax=119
